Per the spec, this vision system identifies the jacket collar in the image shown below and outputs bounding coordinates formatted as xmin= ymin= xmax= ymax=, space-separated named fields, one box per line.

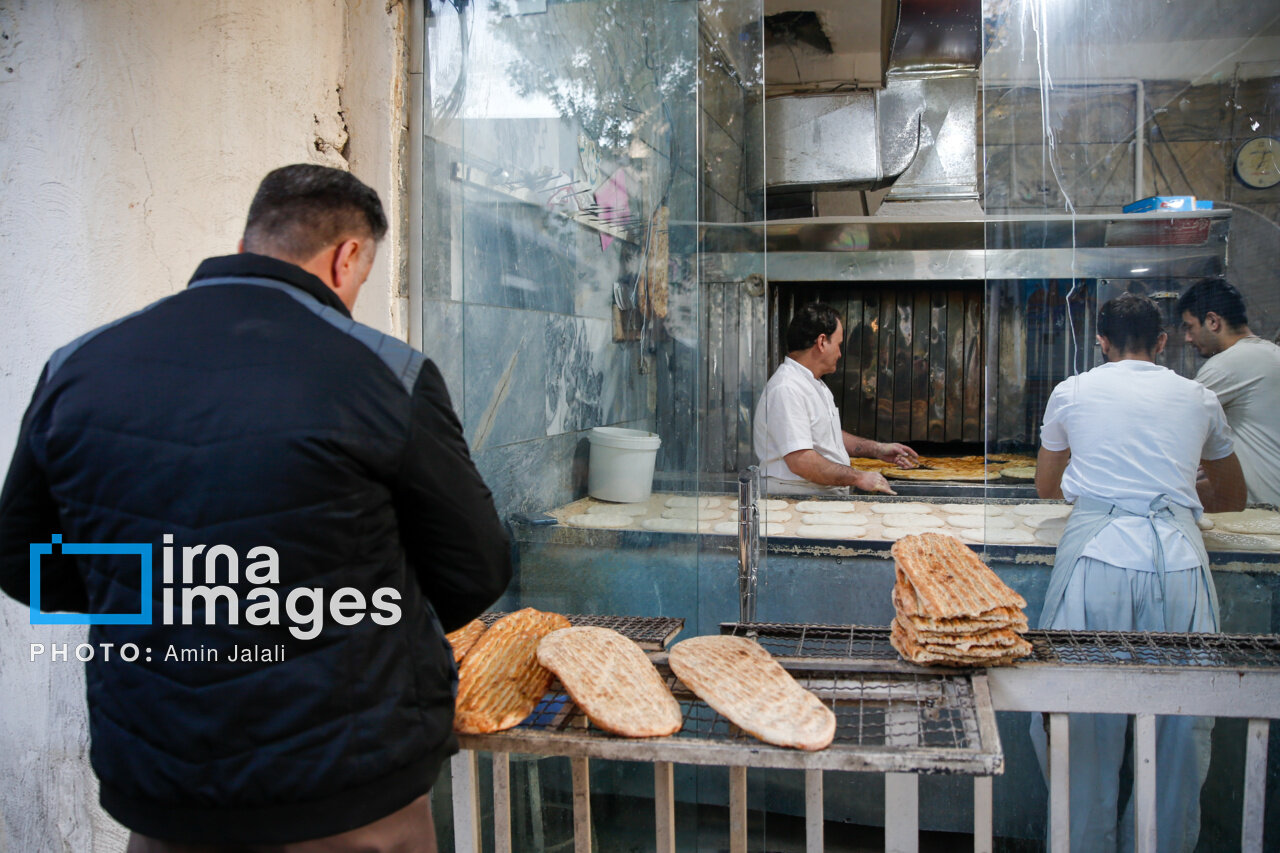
xmin=188 ymin=253 xmax=351 ymax=317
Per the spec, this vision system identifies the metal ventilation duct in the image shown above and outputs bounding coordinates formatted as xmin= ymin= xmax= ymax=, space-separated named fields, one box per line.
xmin=748 ymin=0 xmax=980 ymax=204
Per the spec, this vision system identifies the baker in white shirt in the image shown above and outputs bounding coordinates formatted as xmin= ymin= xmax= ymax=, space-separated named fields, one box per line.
xmin=1029 ymin=293 xmax=1247 ymax=853
xmin=752 ymin=302 xmax=917 ymax=495
xmin=1178 ymin=278 xmax=1280 ymax=507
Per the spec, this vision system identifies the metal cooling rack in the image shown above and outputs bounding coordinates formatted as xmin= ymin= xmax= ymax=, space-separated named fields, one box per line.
xmin=457 ymin=664 xmax=1002 ymax=775
xmin=721 ymin=622 xmax=1280 ymax=671
xmin=1027 ymin=629 xmax=1280 ymax=669
xmin=480 ymin=612 xmax=684 ymax=650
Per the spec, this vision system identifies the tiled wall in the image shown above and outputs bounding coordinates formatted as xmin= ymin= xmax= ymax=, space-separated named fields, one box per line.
xmin=981 ymin=73 xmax=1280 ymax=223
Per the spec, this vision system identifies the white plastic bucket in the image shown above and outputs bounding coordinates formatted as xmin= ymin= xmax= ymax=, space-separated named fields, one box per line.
xmin=587 ymin=427 xmax=661 ymax=503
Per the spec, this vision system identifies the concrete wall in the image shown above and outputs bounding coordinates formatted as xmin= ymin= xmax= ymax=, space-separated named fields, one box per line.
xmin=0 ymin=1 xmax=406 ymax=849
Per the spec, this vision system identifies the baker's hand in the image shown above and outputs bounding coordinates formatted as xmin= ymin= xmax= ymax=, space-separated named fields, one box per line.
xmin=852 ymin=470 xmax=896 ymax=495
xmin=876 ymin=442 xmax=919 ymax=469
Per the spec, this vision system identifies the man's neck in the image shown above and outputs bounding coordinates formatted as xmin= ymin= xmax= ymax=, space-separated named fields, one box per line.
xmin=787 ymin=351 xmax=822 ymax=379
xmin=1218 ymin=326 xmax=1255 ymax=352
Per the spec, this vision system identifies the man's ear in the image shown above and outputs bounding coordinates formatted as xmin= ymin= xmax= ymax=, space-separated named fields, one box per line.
xmin=1154 ymin=331 xmax=1168 ymax=355
xmin=331 ymin=239 xmax=361 ymax=289
xmin=1205 ymin=311 xmax=1222 ymax=333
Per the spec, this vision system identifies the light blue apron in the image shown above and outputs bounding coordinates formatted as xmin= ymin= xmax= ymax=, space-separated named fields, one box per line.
xmin=1038 ymin=494 xmax=1220 ymax=631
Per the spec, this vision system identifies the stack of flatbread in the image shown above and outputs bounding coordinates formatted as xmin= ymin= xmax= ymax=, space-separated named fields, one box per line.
xmin=889 ymin=532 xmax=1032 ymax=667
xmin=454 ymin=608 xmax=572 ymax=734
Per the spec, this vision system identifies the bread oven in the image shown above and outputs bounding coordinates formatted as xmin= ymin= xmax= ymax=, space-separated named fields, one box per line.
xmin=694 ymin=211 xmax=1233 ymax=485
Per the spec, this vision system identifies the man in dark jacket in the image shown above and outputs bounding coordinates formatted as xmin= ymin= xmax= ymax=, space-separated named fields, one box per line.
xmin=0 ymin=164 xmax=511 ymax=851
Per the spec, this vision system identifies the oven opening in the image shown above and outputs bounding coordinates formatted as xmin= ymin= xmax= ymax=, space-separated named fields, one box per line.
xmin=775 ymin=279 xmax=1098 ymax=458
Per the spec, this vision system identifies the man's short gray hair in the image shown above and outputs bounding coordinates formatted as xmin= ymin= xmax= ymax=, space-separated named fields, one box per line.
xmin=242 ymin=164 xmax=387 ymax=261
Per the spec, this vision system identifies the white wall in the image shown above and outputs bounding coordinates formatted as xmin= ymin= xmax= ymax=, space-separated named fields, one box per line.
xmin=0 ymin=1 xmax=406 ymax=849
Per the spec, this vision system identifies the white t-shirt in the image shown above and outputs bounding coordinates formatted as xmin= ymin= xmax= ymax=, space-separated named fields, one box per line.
xmin=753 ymin=358 xmax=849 ymax=495
xmin=1041 ymin=360 xmax=1234 ymax=570
xmin=1195 ymin=336 xmax=1280 ymax=507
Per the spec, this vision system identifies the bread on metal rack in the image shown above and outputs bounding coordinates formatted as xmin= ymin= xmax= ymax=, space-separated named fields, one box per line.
xmin=890 ymin=532 xmax=1031 ymax=667
xmin=537 ymin=626 xmax=682 ymax=738
xmin=669 ymin=635 xmax=835 ymax=751
xmin=454 ymin=607 xmax=571 ymax=734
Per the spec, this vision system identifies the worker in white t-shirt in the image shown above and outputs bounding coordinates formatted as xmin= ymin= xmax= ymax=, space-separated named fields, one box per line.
xmin=1030 ymin=293 xmax=1246 ymax=853
xmin=752 ymin=302 xmax=918 ymax=496
xmin=1178 ymin=278 xmax=1280 ymax=507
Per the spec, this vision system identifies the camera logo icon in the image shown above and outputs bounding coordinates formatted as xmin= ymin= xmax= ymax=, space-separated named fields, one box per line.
xmin=29 ymin=535 xmax=153 ymax=626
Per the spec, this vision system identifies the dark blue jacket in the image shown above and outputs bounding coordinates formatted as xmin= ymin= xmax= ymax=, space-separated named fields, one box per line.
xmin=0 ymin=253 xmax=511 ymax=843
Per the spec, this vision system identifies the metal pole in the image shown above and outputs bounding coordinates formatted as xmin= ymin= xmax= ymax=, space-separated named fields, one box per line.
xmin=737 ymin=466 xmax=760 ymax=624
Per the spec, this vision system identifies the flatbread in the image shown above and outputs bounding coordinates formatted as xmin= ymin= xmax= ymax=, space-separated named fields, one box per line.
xmin=662 ymin=507 xmax=726 ymax=521
xmin=1205 ymin=509 xmax=1280 ymax=535
xmin=999 ymin=466 xmax=1037 ymax=480
xmin=729 ymin=499 xmax=790 ymax=512
xmin=713 ymin=521 xmax=786 ymax=537
xmin=455 ymin=608 xmax=572 ymax=734
xmin=794 ymin=525 xmax=868 ymax=540
xmin=881 ymin=513 xmax=945 ymax=529
xmin=586 ymin=502 xmax=650 ymax=516
xmin=445 ymin=619 xmax=487 ymax=665
xmin=944 ymin=514 xmax=1015 ymax=530
xmin=959 ymin=527 xmax=1036 ymax=545
xmin=869 ymin=503 xmax=936 ymax=514
xmin=565 ymin=513 xmax=633 ymax=529
xmin=795 ymin=501 xmax=864 ymax=514
xmin=801 ymin=512 xmax=870 ymax=526
xmin=536 ymin=627 xmax=682 ymax=738
xmin=891 ymin=618 xmax=1030 ymax=666
xmin=668 ymin=636 xmax=835 ymax=751
xmin=891 ymin=533 xmax=1027 ymax=618
xmin=665 ymin=496 xmax=722 ymax=509
xmin=892 ymin=576 xmax=1028 ymax=631
xmin=883 ymin=468 xmax=988 ymax=482
xmin=900 ymin=618 xmax=1029 ymax=651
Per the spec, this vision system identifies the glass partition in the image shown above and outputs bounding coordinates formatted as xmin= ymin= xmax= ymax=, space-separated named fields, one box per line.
xmin=421 ymin=0 xmax=765 ymax=848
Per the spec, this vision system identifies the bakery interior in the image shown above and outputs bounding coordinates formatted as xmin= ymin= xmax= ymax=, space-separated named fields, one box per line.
xmin=420 ymin=0 xmax=1280 ymax=850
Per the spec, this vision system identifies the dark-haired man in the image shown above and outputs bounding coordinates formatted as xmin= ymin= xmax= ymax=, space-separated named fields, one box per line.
xmin=753 ymin=302 xmax=917 ymax=495
xmin=1178 ymin=278 xmax=1280 ymax=506
xmin=1030 ymin=293 xmax=1245 ymax=853
xmin=0 ymin=164 xmax=511 ymax=851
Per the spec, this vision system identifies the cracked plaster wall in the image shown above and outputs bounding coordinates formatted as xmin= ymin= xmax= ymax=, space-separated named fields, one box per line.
xmin=0 ymin=1 xmax=405 ymax=848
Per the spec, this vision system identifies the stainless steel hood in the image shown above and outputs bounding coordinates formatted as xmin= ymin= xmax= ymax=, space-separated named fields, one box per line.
xmin=694 ymin=211 xmax=1232 ymax=281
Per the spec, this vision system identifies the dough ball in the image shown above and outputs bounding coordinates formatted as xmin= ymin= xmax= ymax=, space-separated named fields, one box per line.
xmin=959 ymin=528 xmax=1035 ymax=545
